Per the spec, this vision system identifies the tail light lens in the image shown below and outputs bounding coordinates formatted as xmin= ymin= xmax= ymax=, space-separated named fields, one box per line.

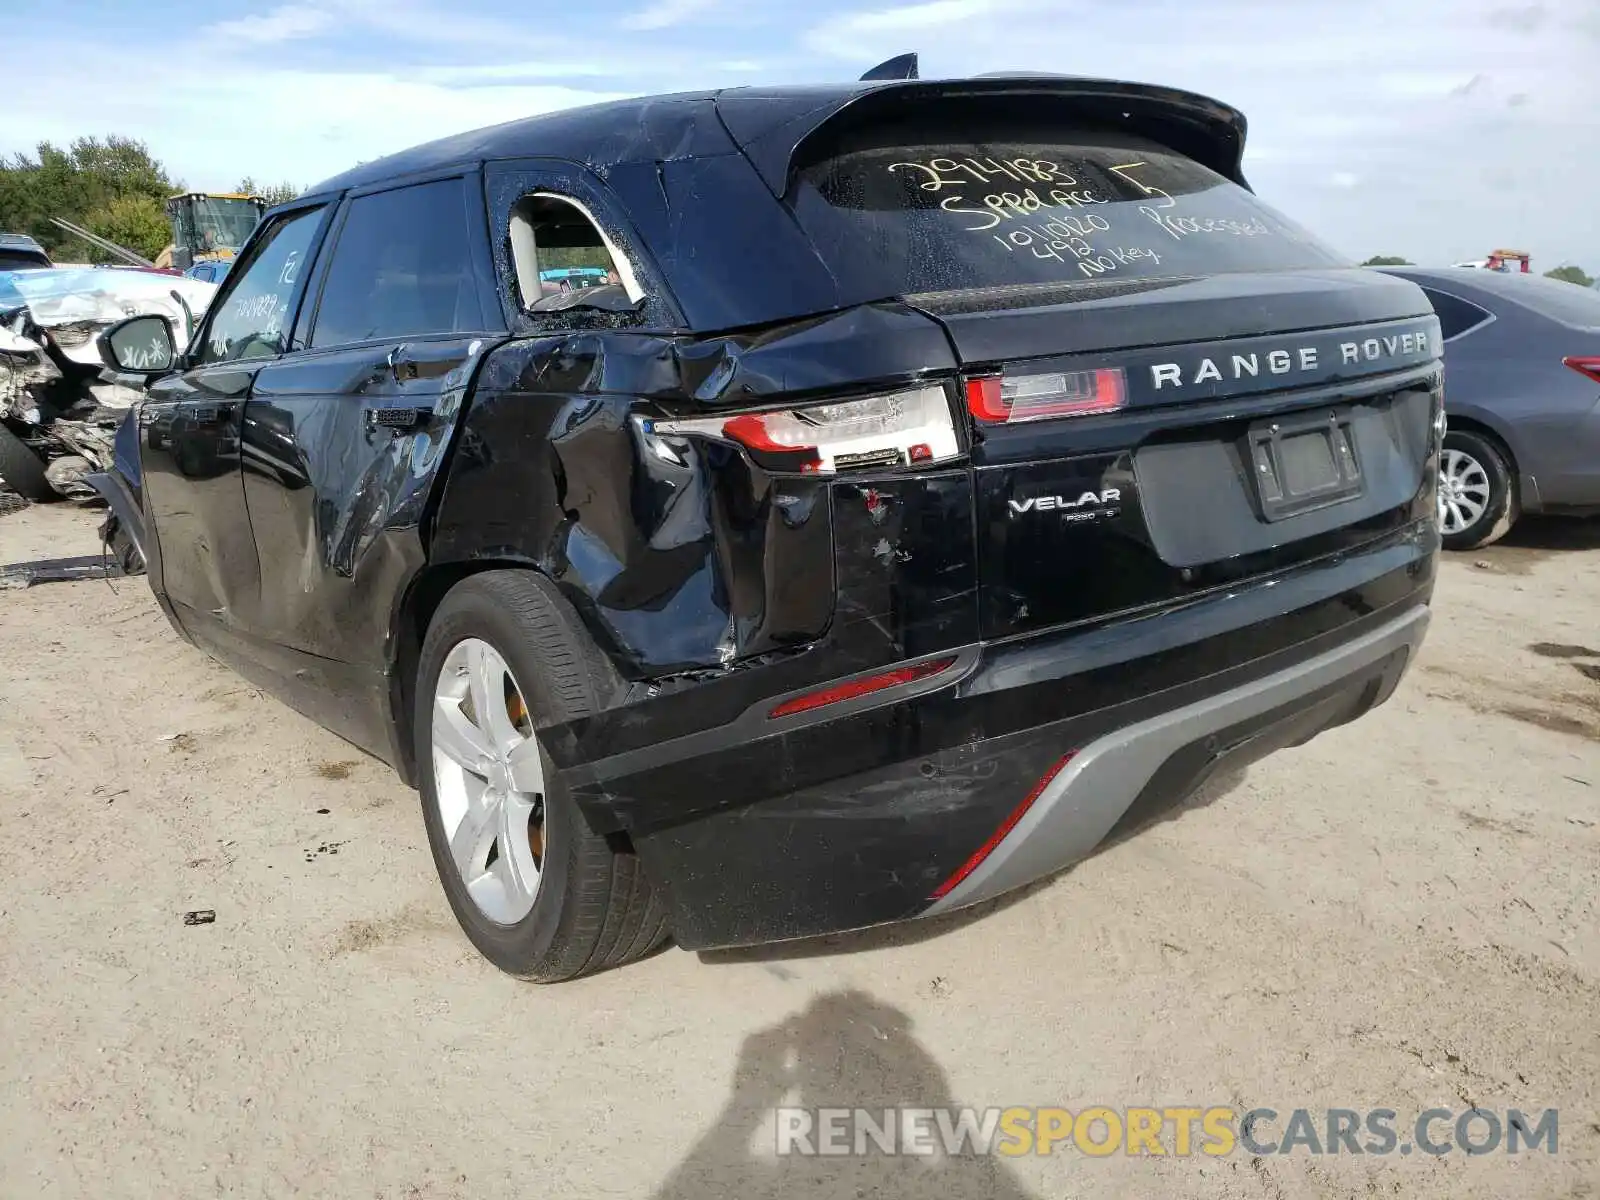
xmin=1562 ymin=356 xmax=1600 ymax=385
xmin=966 ymin=367 xmax=1126 ymax=425
xmin=638 ymin=385 xmax=958 ymax=474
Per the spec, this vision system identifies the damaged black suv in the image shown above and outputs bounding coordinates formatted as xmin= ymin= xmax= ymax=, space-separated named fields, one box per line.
xmin=96 ymin=66 xmax=1443 ymax=981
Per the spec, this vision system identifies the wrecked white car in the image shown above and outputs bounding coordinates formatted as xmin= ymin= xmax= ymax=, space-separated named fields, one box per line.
xmin=0 ymin=267 xmax=216 ymax=500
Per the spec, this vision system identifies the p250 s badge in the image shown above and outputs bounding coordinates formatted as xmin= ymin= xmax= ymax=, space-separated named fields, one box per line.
xmin=1008 ymin=488 xmax=1122 ymax=521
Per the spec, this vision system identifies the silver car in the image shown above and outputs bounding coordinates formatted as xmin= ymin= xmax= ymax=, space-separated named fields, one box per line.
xmin=1381 ymin=266 xmax=1600 ymax=549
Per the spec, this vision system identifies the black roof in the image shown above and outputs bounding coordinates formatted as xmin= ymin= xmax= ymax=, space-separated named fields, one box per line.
xmin=0 ymin=232 xmax=48 ymax=254
xmin=308 ymin=75 xmax=1250 ymax=197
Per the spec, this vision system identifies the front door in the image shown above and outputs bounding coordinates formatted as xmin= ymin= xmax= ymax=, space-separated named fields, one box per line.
xmin=240 ymin=174 xmax=503 ymax=755
xmin=139 ymin=202 xmax=328 ymax=655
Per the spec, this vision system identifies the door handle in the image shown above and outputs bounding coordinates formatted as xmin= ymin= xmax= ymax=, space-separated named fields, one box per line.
xmin=386 ymin=344 xmax=418 ymax=382
xmin=365 ymin=405 xmax=432 ymax=432
xmin=191 ymin=402 xmax=234 ymax=425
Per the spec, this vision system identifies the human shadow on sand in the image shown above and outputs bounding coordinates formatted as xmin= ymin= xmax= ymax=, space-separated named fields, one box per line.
xmin=652 ymin=988 xmax=1038 ymax=1200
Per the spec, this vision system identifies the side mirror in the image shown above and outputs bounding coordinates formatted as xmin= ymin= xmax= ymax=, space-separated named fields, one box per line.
xmin=99 ymin=313 xmax=177 ymax=375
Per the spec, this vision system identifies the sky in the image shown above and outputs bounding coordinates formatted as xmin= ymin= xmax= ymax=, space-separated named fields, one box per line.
xmin=5 ymin=0 xmax=1596 ymax=269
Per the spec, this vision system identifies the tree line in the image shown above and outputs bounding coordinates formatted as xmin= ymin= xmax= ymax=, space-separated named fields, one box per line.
xmin=1362 ymin=254 xmax=1593 ymax=287
xmin=0 ymin=135 xmax=298 ymax=263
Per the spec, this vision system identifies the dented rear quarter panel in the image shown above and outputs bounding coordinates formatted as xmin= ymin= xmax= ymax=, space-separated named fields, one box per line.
xmin=427 ymin=302 xmax=972 ymax=686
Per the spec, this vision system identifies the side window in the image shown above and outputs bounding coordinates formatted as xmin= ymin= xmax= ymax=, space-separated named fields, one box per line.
xmin=1421 ymin=287 xmax=1493 ymax=341
xmin=197 ymin=206 xmax=323 ymax=365
xmin=507 ymin=193 xmax=641 ymax=315
xmin=310 ymin=178 xmax=484 ymax=348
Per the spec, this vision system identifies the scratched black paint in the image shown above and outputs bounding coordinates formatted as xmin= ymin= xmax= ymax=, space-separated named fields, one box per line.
xmin=123 ymin=73 xmax=1443 ymax=956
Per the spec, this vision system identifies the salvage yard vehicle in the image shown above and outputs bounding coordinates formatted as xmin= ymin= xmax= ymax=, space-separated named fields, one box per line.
xmin=97 ymin=65 xmax=1444 ymax=982
xmin=1378 ymin=266 xmax=1600 ymax=549
xmin=0 ymin=267 xmax=216 ymax=501
xmin=162 ymin=192 xmax=267 ymax=274
xmin=0 ymin=232 xmax=52 ymax=271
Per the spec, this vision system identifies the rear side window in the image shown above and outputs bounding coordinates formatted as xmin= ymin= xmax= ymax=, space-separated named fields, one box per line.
xmin=1419 ymin=288 xmax=1493 ymax=340
xmin=792 ymin=122 xmax=1346 ymax=298
xmin=506 ymin=192 xmax=641 ymax=314
xmin=311 ymin=178 xmax=484 ymax=348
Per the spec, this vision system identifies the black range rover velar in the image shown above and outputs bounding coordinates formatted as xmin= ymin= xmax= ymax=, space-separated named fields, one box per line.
xmin=95 ymin=68 xmax=1442 ymax=980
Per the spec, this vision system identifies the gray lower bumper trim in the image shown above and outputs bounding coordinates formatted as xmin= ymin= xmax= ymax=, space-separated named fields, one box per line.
xmin=923 ymin=605 xmax=1431 ymax=916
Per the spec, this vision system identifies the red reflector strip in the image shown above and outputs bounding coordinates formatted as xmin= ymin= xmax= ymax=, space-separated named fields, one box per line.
xmin=1562 ymin=356 xmax=1600 ymax=384
xmin=929 ymin=751 xmax=1077 ymax=900
xmin=767 ymin=657 xmax=957 ymax=720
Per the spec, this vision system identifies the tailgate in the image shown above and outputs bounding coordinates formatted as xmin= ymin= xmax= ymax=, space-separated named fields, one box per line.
xmin=923 ymin=278 xmax=1442 ymax=640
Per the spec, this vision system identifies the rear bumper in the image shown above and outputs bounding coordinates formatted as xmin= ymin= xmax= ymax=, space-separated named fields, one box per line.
xmin=84 ymin=470 xmax=146 ymax=563
xmin=924 ymin=603 xmax=1427 ymax=915
xmin=616 ymin=512 xmax=1435 ymax=950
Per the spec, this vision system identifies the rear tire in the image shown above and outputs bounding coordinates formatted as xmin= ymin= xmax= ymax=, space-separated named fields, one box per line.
xmin=0 ymin=422 xmax=56 ymax=502
xmin=413 ymin=570 xmax=669 ymax=981
xmin=1439 ymin=429 xmax=1517 ymax=551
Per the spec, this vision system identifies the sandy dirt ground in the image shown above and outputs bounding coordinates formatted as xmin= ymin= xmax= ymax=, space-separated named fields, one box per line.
xmin=1 ymin=501 xmax=1596 ymax=1200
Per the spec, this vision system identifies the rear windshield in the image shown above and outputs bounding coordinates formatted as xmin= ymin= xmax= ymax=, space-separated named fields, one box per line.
xmin=792 ymin=123 xmax=1346 ymax=298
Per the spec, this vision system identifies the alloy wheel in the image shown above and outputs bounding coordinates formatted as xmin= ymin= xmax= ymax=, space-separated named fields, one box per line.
xmin=430 ymin=638 xmax=547 ymax=925
xmin=1438 ymin=447 xmax=1491 ymax=536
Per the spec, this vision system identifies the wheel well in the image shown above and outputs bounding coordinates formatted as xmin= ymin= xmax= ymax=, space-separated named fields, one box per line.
xmin=1443 ymin=414 xmax=1521 ymax=504
xmin=389 ymin=558 xmax=532 ymax=787
xmin=388 ymin=558 xmax=631 ymax=794
xmin=1444 ymin=414 xmax=1517 ymax=471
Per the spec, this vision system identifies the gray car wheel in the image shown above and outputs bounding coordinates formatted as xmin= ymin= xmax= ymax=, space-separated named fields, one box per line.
xmin=1438 ymin=429 xmax=1517 ymax=551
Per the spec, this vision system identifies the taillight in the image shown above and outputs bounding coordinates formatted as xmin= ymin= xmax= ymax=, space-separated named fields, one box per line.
xmin=1562 ymin=356 xmax=1600 ymax=385
xmin=767 ymin=656 xmax=958 ymax=719
xmin=638 ymin=385 xmax=958 ymax=474
xmin=965 ymin=367 xmax=1127 ymax=424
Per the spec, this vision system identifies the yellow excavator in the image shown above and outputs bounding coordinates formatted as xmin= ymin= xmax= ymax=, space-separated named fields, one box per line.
xmin=153 ymin=192 xmax=266 ymax=274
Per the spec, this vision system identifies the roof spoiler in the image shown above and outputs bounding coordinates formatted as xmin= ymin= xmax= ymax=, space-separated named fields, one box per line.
xmin=861 ymin=53 xmax=919 ymax=81
xmin=716 ymin=76 xmax=1250 ymax=199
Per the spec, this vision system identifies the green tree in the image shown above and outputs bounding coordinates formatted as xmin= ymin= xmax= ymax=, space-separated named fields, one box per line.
xmin=235 ymin=177 xmax=301 ymax=207
xmin=1361 ymin=255 xmax=1412 ymax=266
xmin=1543 ymin=264 xmax=1594 ymax=287
xmin=84 ymin=193 xmax=171 ymax=261
xmin=0 ymin=135 xmax=178 ymax=260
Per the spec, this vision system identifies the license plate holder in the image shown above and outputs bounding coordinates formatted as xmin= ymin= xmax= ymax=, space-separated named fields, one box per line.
xmin=1247 ymin=409 xmax=1363 ymax=522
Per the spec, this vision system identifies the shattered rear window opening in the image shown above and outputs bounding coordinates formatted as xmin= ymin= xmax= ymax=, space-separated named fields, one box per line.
xmin=791 ymin=122 xmax=1346 ymax=299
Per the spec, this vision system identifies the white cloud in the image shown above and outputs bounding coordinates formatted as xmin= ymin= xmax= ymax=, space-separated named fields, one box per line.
xmin=203 ymin=3 xmax=333 ymax=44
xmin=1 ymin=44 xmax=631 ymax=189
xmin=622 ymin=0 xmax=718 ymax=31
xmin=807 ymin=0 xmax=1004 ymax=55
xmin=416 ymin=61 xmax=618 ymax=85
